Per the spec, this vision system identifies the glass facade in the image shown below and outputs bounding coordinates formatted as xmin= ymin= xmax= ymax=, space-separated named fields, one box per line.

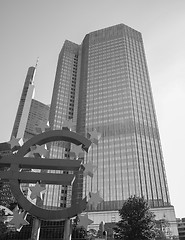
xmin=43 ymin=40 xmax=80 ymax=209
xmin=11 ymin=67 xmax=35 ymax=139
xmin=24 ymin=99 xmax=50 ymax=140
xmin=46 ymin=24 xmax=170 ymax=212
xmin=81 ymin=25 xmax=170 ymax=210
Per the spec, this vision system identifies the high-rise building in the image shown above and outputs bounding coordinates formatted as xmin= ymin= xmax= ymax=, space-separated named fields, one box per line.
xmin=0 ymin=65 xmax=49 ymax=211
xmin=11 ymin=65 xmax=50 ymax=141
xmin=11 ymin=66 xmax=36 ymax=140
xmin=46 ymin=24 xmax=178 ymax=237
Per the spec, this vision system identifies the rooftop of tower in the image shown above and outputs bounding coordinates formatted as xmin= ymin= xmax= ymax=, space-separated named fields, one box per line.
xmin=84 ymin=23 xmax=142 ymax=44
xmin=89 ymin=23 xmax=141 ymax=35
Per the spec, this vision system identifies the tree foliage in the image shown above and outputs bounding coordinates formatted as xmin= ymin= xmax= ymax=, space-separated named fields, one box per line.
xmin=72 ymin=218 xmax=87 ymax=239
xmin=0 ymin=193 xmax=17 ymax=238
xmin=114 ymin=195 xmax=156 ymax=240
xmin=72 ymin=226 xmax=87 ymax=239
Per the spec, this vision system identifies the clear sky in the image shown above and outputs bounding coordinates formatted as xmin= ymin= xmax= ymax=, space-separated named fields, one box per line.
xmin=0 ymin=0 xmax=185 ymax=218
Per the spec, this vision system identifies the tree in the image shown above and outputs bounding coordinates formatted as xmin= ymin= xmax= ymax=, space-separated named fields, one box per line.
xmin=72 ymin=217 xmax=87 ymax=239
xmin=0 ymin=189 xmax=17 ymax=239
xmin=72 ymin=226 xmax=87 ymax=239
xmin=114 ymin=195 xmax=156 ymax=240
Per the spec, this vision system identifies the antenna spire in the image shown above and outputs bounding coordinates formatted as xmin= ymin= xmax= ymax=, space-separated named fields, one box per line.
xmin=35 ymin=57 xmax=39 ymax=69
xmin=30 ymin=57 xmax=39 ymax=84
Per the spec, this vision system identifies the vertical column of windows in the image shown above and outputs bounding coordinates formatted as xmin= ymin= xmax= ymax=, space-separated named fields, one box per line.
xmin=109 ymin=137 xmax=116 ymax=204
xmin=132 ymin=135 xmax=142 ymax=197
xmin=84 ymin=48 xmax=94 ymax=203
xmin=132 ymin=40 xmax=155 ymax=205
xmin=65 ymin=53 xmax=79 ymax=206
xmin=114 ymin=141 xmax=121 ymax=201
xmin=115 ymin=62 xmax=126 ymax=205
xmin=45 ymin=48 xmax=79 ymax=209
xmin=125 ymin=36 xmax=171 ymax=207
xmin=136 ymin=42 xmax=161 ymax=206
xmin=104 ymin=59 xmax=111 ymax=206
xmin=154 ymin=139 xmax=169 ymax=205
xmin=124 ymin=136 xmax=130 ymax=199
xmin=138 ymin=40 xmax=169 ymax=206
xmin=126 ymin=39 xmax=148 ymax=200
xmin=140 ymin=40 xmax=170 ymax=205
xmin=123 ymin=38 xmax=141 ymax=200
xmin=101 ymin=128 xmax=105 ymax=209
xmin=118 ymin=136 xmax=125 ymax=201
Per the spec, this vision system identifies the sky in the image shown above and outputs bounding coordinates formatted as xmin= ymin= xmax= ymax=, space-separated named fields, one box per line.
xmin=0 ymin=0 xmax=185 ymax=218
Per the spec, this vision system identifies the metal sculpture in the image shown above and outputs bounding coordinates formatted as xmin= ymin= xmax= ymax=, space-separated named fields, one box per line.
xmin=0 ymin=129 xmax=91 ymax=221
xmin=0 ymin=126 xmax=103 ymax=239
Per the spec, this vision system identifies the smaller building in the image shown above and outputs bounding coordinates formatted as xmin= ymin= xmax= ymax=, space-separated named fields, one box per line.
xmin=0 ymin=97 xmax=50 ymax=207
xmin=24 ymin=99 xmax=50 ymax=141
xmin=0 ymin=142 xmax=15 ymax=207
xmin=177 ymin=218 xmax=185 ymax=240
xmin=0 ymin=142 xmax=12 ymax=157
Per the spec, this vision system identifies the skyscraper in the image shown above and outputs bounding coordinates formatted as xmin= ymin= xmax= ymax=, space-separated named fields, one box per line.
xmin=1 ymin=65 xmax=49 ymax=211
xmin=11 ymin=66 xmax=36 ymax=140
xmin=44 ymin=41 xmax=79 ymax=209
xmin=47 ymin=24 xmax=178 ymax=236
xmin=11 ymin=65 xmax=50 ymax=141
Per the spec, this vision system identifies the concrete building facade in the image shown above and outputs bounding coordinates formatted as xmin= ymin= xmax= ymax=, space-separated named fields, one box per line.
xmin=177 ymin=218 xmax=185 ymax=240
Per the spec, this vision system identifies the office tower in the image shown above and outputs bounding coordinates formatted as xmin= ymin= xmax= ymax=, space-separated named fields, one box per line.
xmin=44 ymin=41 xmax=79 ymax=209
xmin=47 ymin=24 xmax=178 ymax=236
xmin=11 ymin=66 xmax=49 ymax=196
xmin=11 ymin=65 xmax=50 ymax=141
xmin=0 ymin=65 xmax=49 ymax=210
xmin=11 ymin=66 xmax=36 ymax=140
